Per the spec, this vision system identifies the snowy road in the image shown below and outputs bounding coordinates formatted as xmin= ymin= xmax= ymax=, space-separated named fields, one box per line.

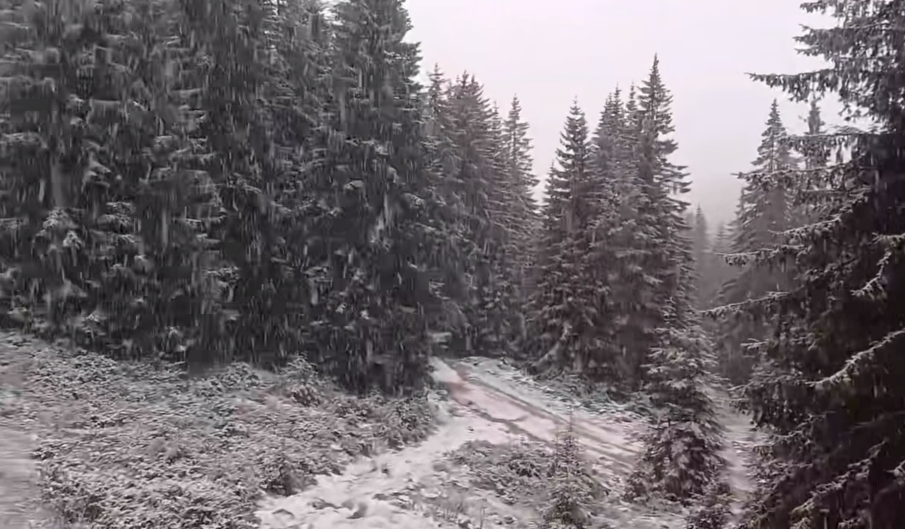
xmin=0 ymin=341 xmax=51 ymax=529
xmin=0 ymin=346 xmax=756 ymax=529
xmin=256 ymin=358 xmax=758 ymax=529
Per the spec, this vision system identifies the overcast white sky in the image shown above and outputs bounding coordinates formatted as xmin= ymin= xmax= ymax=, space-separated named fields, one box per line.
xmin=406 ymin=0 xmax=838 ymax=227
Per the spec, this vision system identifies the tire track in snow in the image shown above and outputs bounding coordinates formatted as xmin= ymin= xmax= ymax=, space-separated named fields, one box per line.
xmin=448 ymin=362 xmax=639 ymax=474
xmin=255 ymin=358 xmax=758 ymax=529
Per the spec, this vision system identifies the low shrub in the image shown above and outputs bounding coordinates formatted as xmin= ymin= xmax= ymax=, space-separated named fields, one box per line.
xmin=3 ymin=340 xmax=435 ymax=529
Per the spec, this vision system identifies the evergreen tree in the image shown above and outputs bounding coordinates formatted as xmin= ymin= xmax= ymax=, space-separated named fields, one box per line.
xmin=443 ymin=73 xmax=514 ymax=356
xmin=182 ymin=0 xmax=308 ymax=366
xmin=480 ymin=101 xmax=521 ymax=353
xmin=624 ymin=56 xmax=725 ymax=503
xmin=421 ymin=65 xmax=470 ymax=342
xmin=635 ymin=55 xmax=693 ymax=315
xmin=684 ymin=481 xmax=732 ymax=529
xmin=690 ymin=205 xmax=711 ymax=305
xmin=697 ymin=222 xmax=736 ymax=310
xmin=730 ymin=2 xmax=905 ymax=527
xmin=702 ymin=223 xmax=740 ymax=311
xmin=542 ymin=415 xmax=595 ymax=529
xmin=0 ymin=0 xmax=458 ymax=397
xmin=502 ymin=95 xmax=540 ymax=305
xmin=304 ymin=0 xmax=445 ymax=393
xmin=804 ymin=98 xmax=828 ymax=170
xmin=715 ymin=100 xmax=797 ymax=385
xmin=528 ymin=101 xmax=598 ymax=375
xmin=581 ymin=88 xmax=639 ymax=386
xmin=794 ymin=98 xmax=829 ymax=227
xmin=625 ymin=297 xmax=725 ymax=503
xmin=0 ymin=0 xmax=227 ymax=361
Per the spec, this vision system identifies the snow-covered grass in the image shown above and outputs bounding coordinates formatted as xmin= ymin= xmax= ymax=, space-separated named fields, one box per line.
xmin=1 ymin=334 xmax=758 ymax=529
xmin=0 ymin=333 xmax=434 ymax=529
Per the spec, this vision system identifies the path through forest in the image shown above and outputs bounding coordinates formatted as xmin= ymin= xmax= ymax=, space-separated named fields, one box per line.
xmin=0 ymin=337 xmax=51 ymax=529
xmin=257 ymin=357 xmax=759 ymax=529
xmin=0 ymin=343 xmax=758 ymax=529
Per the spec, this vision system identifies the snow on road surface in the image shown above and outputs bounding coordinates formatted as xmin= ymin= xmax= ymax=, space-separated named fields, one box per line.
xmin=0 ymin=343 xmax=51 ymax=529
xmin=0 ymin=421 xmax=44 ymax=529
xmin=0 ymin=346 xmax=756 ymax=529
xmin=709 ymin=388 xmax=762 ymax=515
xmin=257 ymin=357 xmax=758 ymax=529
xmin=256 ymin=358 xmax=517 ymax=529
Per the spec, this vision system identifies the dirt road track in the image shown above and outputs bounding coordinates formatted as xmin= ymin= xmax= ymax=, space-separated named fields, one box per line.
xmin=0 ymin=336 xmax=53 ymax=529
xmin=446 ymin=362 xmax=640 ymax=474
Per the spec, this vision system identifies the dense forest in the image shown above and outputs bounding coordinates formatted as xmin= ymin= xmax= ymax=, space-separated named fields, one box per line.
xmin=0 ymin=0 xmax=902 ymax=528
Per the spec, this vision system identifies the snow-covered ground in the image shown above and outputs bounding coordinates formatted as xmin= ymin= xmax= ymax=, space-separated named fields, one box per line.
xmin=1 ymin=342 xmax=758 ymax=529
xmin=256 ymin=357 xmax=759 ymax=529
xmin=0 ymin=421 xmax=44 ymax=528
xmin=0 ymin=340 xmax=53 ymax=529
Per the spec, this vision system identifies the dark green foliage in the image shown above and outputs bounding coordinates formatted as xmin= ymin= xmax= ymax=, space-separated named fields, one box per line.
xmin=502 ymin=95 xmax=541 ymax=307
xmin=713 ymin=100 xmax=798 ymax=386
xmin=584 ymin=86 xmax=655 ymax=388
xmin=689 ymin=206 xmax=712 ymax=306
xmin=0 ymin=0 xmax=227 ymax=362
xmin=0 ymin=0 xmax=458 ymax=395
xmin=298 ymin=0 xmax=450 ymax=394
xmin=420 ymin=70 xmax=538 ymax=359
xmin=625 ymin=307 xmax=725 ymax=503
xmin=684 ymin=482 xmax=732 ymax=529
xmin=527 ymin=101 xmax=602 ymax=376
xmin=610 ymin=60 xmax=726 ymax=496
xmin=729 ymin=2 xmax=905 ymax=527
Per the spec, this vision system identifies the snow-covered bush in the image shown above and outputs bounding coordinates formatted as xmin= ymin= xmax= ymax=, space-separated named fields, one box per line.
xmin=684 ymin=481 xmax=732 ymax=529
xmin=378 ymin=395 xmax=435 ymax=448
xmin=6 ymin=342 xmax=435 ymax=529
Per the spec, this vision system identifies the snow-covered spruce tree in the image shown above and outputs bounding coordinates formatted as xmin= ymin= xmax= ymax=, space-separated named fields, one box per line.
xmin=803 ymin=98 xmax=828 ymax=171
xmin=635 ymin=56 xmax=694 ymax=315
xmin=624 ymin=56 xmax=725 ymax=503
xmin=624 ymin=298 xmax=725 ymax=504
xmin=793 ymin=98 xmax=829 ymax=228
xmin=527 ymin=101 xmax=605 ymax=376
xmin=302 ymin=0 xmax=449 ymax=394
xmin=483 ymin=101 xmax=523 ymax=353
xmin=605 ymin=58 xmax=700 ymax=390
xmin=502 ymin=95 xmax=541 ymax=306
xmin=579 ymin=88 xmax=639 ymax=387
xmin=542 ymin=415 xmax=595 ymax=529
xmin=684 ymin=481 xmax=732 ymax=529
xmin=182 ymin=0 xmax=312 ymax=366
xmin=602 ymin=84 xmax=668 ymax=390
xmin=714 ymin=100 xmax=798 ymax=386
xmin=421 ymin=65 xmax=471 ymax=345
xmin=699 ymin=222 xmax=736 ymax=310
xmin=0 ymin=0 xmax=228 ymax=361
xmin=442 ymin=73 xmax=516 ymax=357
xmin=726 ymin=1 xmax=905 ymax=527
